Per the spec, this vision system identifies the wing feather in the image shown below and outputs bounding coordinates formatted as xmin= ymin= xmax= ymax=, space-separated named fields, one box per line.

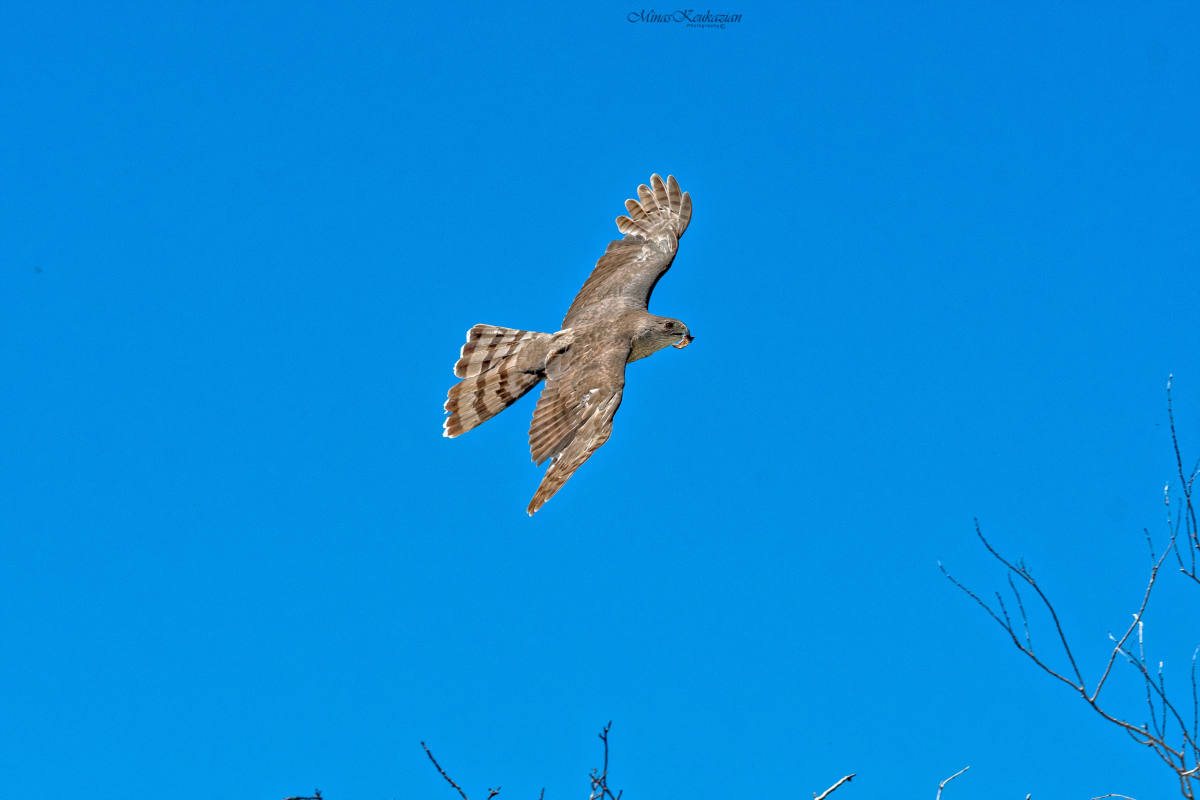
xmin=625 ymin=197 xmax=649 ymax=223
xmin=527 ymin=390 xmax=623 ymax=515
xmin=526 ymin=337 xmax=630 ymax=514
xmin=562 ymin=174 xmax=692 ymax=328
xmin=667 ymin=175 xmax=682 ymax=214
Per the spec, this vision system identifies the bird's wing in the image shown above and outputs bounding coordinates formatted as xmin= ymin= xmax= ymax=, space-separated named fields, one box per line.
xmin=526 ymin=337 xmax=631 ymax=514
xmin=562 ymin=174 xmax=692 ymax=328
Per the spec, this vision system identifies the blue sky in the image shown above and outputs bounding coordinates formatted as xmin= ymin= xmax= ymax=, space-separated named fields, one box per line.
xmin=3 ymin=2 xmax=1199 ymax=798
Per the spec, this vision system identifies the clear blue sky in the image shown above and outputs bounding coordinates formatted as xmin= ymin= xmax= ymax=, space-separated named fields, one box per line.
xmin=3 ymin=3 xmax=1199 ymax=799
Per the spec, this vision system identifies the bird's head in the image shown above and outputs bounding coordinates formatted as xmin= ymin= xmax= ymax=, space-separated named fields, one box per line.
xmin=651 ymin=316 xmax=693 ymax=349
xmin=662 ymin=317 xmax=694 ymax=349
xmin=629 ymin=315 xmax=693 ymax=361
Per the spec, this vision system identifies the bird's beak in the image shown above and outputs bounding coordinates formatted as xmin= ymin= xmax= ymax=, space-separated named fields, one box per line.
xmin=673 ymin=334 xmax=694 ymax=349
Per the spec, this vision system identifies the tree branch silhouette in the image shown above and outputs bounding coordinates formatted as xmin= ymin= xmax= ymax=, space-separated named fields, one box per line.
xmin=941 ymin=378 xmax=1199 ymax=798
xmin=813 ymin=773 xmax=855 ymax=800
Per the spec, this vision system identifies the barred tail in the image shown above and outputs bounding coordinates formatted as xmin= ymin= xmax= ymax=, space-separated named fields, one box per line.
xmin=443 ymin=325 xmax=549 ymax=438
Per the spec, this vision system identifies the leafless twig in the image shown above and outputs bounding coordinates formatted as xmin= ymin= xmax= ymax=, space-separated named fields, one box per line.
xmin=813 ymin=773 xmax=855 ymax=799
xmin=282 ymin=793 xmax=322 ymax=800
xmin=422 ymin=741 xmax=489 ymax=800
xmin=941 ymin=379 xmax=1200 ymax=798
xmin=1167 ymin=376 xmax=1200 ymax=584
xmin=942 ymin=521 xmax=1197 ymax=796
xmin=589 ymin=722 xmax=623 ymax=800
xmin=934 ymin=766 xmax=969 ymax=799
xmin=423 ymin=725 xmax=624 ymax=800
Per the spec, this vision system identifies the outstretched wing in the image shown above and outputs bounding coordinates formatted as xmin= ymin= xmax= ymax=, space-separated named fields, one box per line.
xmin=562 ymin=174 xmax=692 ymax=328
xmin=526 ymin=337 xmax=631 ymax=515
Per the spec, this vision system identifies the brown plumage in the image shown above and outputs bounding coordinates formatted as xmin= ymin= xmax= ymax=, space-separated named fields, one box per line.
xmin=443 ymin=326 xmax=551 ymax=437
xmin=443 ymin=174 xmax=695 ymax=514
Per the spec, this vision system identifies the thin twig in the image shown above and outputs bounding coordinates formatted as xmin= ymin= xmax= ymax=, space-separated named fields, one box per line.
xmin=1111 ymin=633 xmax=1198 ymax=755
xmin=934 ymin=765 xmax=969 ymax=799
xmin=941 ymin=531 xmax=1086 ymax=697
xmin=589 ymin=722 xmax=622 ymax=800
xmin=1168 ymin=376 xmax=1200 ymax=581
xmin=1009 ymin=572 xmax=1033 ymax=651
xmin=813 ymin=773 xmax=855 ymax=800
xmin=282 ymin=793 xmax=322 ymax=800
xmin=958 ymin=522 xmax=1192 ymax=756
xmin=1140 ymin=624 xmax=1165 ymax=742
xmin=1092 ymin=541 xmax=1171 ymax=702
xmin=943 ymin=392 xmax=1200 ymax=796
xmin=973 ymin=522 xmax=1088 ymax=687
xmin=1192 ymin=647 xmax=1199 ymax=744
xmin=422 ymin=741 xmax=473 ymax=800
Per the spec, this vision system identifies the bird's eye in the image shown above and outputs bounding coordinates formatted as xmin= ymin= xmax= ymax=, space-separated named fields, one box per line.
xmin=664 ymin=321 xmax=674 ymax=330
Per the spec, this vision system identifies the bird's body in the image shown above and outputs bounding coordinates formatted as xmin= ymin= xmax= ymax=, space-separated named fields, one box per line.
xmin=443 ymin=174 xmax=694 ymax=514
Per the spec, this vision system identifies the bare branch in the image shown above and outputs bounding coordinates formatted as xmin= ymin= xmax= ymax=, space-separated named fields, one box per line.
xmin=942 ymin=528 xmax=1087 ymax=696
xmin=422 ymin=741 xmax=473 ymax=800
xmin=1008 ymin=572 xmax=1033 ymax=651
xmin=1192 ymin=647 xmax=1199 ymax=745
xmin=813 ymin=773 xmax=855 ymax=800
xmin=973 ymin=522 xmax=1088 ymax=687
xmin=938 ymin=560 xmax=1010 ymax=631
xmin=589 ymin=722 xmax=623 ymax=800
xmin=934 ymin=765 xmax=969 ymax=799
xmin=1107 ymin=629 xmax=1197 ymax=757
xmin=1092 ymin=539 xmax=1171 ymax=702
xmin=944 ymin=382 xmax=1200 ymax=798
xmin=1168 ymin=376 xmax=1200 ymax=582
xmin=282 ymin=793 xmax=322 ymax=800
xmin=955 ymin=521 xmax=1197 ymax=767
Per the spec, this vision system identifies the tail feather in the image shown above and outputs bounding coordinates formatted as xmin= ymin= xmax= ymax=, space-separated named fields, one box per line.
xmin=455 ymin=324 xmax=541 ymax=378
xmin=444 ymin=325 xmax=549 ymax=437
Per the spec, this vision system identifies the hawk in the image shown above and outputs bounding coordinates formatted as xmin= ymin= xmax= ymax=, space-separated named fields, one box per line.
xmin=443 ymin=174 xmax=695 ymax=515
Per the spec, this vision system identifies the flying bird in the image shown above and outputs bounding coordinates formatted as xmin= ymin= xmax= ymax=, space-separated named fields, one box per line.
xmin=443 ymin=174 xmax=695 ymax=515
